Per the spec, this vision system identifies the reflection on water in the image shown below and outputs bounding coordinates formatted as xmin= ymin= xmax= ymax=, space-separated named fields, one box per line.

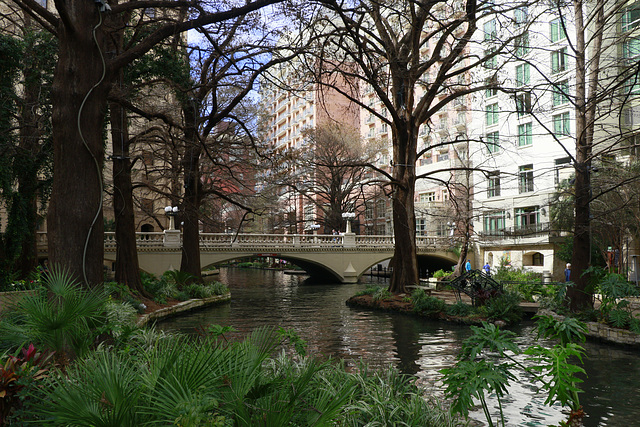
xmin=159 ymin=268 xmax=640 ymax=427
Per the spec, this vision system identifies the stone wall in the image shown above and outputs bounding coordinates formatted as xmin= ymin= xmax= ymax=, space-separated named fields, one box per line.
xmin=539 ymin=309 xmax=640 ymax=347
xmin=137 ymin=293 xmax=231 ymax=326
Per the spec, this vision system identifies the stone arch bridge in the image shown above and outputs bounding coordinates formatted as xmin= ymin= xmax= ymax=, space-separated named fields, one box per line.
xmin=38 ymin=231 xmax=460 ymax=283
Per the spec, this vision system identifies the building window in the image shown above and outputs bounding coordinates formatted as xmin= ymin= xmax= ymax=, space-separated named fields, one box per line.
xmin=623 ymin=38 xmax=640 ymax=93
xmin=622 ymin=1 xmax=640 ymax=32
xmin=141 ymin=198 xmax=154 ymax=213
xmin=518 ymin=164 xmax=534 ymax=193
xmin=515 ymin=6 xmax=528 ymax=25
xmin=516 ymin=92 xmax=532 ymax=116
xmin=486 ymin=103 xmax=499 ymax=126
xmin=485 ymin=75 xmax=498 ymax=97
xmin=553 ymin=112 xmax=571 ymax=136
xmin=376 ymin=199 xmax=386 ymax=218
xmin=365 ymin=203 xmax=374 ymax=220
xmin=484 ymin=19 xmax=497 ymax=41
xmin=516 ymin=63 xmax=530 ymax=87
xmin=553 ymin=80 xmax=570 ymax=106
xmin=487 ymin=171 xmax=501 ymax=197
xmin=484 ymin=48 xmax=497 ymax=69
xmin=623 ymin=132 xmax=640 ymax=157
xmin=416 ymin=218 xmax=426 ymax=235
xmin=554 ymin=156 xmax=572 ymax=185
xmin=532 ymin=252 xmax=544 ymax=266
xmin=518 ymin=122 xmax=532 ymax=146
xmin=419 ymin=192 xmax=436 ymax=202
xmin=515 ymin=206 xmax=540 ymax=229
xmin=486 ymin=131 xmax=500 ymax=153
xmin=437 ymin=151 xmax=449 ymax=162
xmin=623 ymin=37 xmax=640 ymax=60
xmin=550 ymin=18 xmax=566 ymax=43
xmin=551 ymin=47 xmax=568 ymax=73
xmin=515 ymin=31 xmax=529 ymax=56
xmin=483 ymin=211 xmax=506 ymax=235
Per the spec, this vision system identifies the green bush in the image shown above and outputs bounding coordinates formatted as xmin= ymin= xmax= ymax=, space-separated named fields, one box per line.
xmin=412 ymin=289 xmax=446 ymax=315
xmin=446 ymin=301 xmax=475 ymax=318
xmin=372 ymin=287 xmax=392 ymax=302
xmin=493 ymin=265 xmax=542 ymax=282
xmin=479 ymin=291 xmax=523 ymax=324
xmin=208 ymin=281 xmax=229 ymax=296
xmin=0 ymin=265 xmax=107 ymax=360
xmin=354 ymin=285 xmax=383 ymax=297
xmin=175 ymin=290 xmax=190 ymax=301
xmin=20 ymin=328 xmax=463 ymax=427
xmin=433 ymin=269 xmax=453 ymax=279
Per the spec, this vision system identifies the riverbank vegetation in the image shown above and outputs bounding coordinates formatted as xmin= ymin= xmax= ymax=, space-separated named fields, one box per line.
xmin=350 ymin=285 xmax=524 ymax=326
xmin=351 ymin=264 xmax=640 ymax=335
xmin=0 ymin=267 xmax=463 ymax=426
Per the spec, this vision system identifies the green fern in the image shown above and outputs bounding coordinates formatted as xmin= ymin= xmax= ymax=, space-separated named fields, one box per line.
xmin=608 ymin=309 xmax=631 ymax=329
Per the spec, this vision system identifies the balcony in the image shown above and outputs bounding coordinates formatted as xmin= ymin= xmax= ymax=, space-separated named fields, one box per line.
xmin=479 ymin=222 xmax=554 ymax=240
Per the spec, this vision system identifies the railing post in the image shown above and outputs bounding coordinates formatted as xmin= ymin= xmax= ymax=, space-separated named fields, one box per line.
xmin=164 ymin=229 xmax=181 ymax=248
xmin=342 ymin=232 xmax=356 ymax=248
xmin=293 ymin=235 xmax=300 ymax=247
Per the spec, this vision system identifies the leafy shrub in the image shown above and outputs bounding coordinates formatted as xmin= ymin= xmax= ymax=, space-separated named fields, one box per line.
xmin=372 ymin=287 xmax=392 ymax=302
xmin=433 ymin=269 xmax=453 ymax=279
xmin=585 ymin=266 xmax=640 ymax=331
xmin=446 ymin=301 xmax=475 ymax=318
xmin=208 ymin=281 xmax=229 ymax=296
xmin=162 ymin=270 xmax=197 ymax=287
xmin=479 ymin=291 xmax=523 ymax=324
xmin=412 ymin=289 xmax=446 ymax=315
xmin=354 ymin=285 xmax=382 ymax=297
xmin=1 ymin=344 xmax=55 ymax=423
xmin=0 ymin=265 xmax=107 ymax=360
xmin=175 ymin=290 xmax=190 ymax=301
xmin=103 ymin=301 xmax=138 ymax=339
xmin=185 ymin=283 xmax=211 ymax=299
xmin=493 ymin=265 xmax=542 ymax=282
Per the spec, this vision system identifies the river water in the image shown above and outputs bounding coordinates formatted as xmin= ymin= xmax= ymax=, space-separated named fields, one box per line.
xmin=159 ymin=268 xmax=640 ymax=427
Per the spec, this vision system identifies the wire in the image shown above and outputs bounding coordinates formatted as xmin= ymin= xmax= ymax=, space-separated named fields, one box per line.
xmin=78 ymin=8 xmax=107 ymax=286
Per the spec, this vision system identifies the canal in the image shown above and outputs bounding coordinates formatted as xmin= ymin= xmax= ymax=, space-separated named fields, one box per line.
xmin=159 ymin=268 xmax=640 ymax=426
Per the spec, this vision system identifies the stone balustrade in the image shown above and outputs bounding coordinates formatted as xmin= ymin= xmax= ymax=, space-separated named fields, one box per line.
xmin=37 ymin=231 xmax=451 ymax=251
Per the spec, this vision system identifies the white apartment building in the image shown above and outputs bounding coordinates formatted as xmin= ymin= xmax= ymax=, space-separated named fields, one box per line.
xmin=469 ymin=5 xmax=577 ymax=279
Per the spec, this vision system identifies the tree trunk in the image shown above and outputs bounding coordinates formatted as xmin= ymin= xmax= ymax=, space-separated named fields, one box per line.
xmin=47 ymin=3 xmax=110 ymax=287
xmin=388 ymin=127 xmax=418 ymax=294
xmin=180 ymin=104 xmax=202 ymax=281
xmin=567 ymin=0 xmax=600 ymax=311
xmin=109 ymin=99 xmax=147 ymax=295
xmin=14 ymin=60 xmax=41 ymax=277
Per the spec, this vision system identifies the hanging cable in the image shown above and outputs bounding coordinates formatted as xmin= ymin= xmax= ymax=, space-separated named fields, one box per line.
xmin=78 ymin=7 xmax=107 ymax=286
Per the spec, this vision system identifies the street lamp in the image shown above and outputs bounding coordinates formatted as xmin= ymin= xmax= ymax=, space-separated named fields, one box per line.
xmin=164 ymin=205 xmax=178 ymax=230
xmin=342 ymin=212 xmax=356 ymax=234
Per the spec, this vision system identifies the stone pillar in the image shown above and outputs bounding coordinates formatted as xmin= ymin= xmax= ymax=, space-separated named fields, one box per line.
xmin=342 ymin=262 xmax=358 ymax=283
xmin=343 ymin=232 xmax=356 ymax=248
xmin=164 ymin=229 xmax=181 ymax=248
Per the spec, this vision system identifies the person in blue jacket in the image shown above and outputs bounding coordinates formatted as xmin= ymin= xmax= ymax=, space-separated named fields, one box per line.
xmin=564 ymin=263 xmax=571 ymax=282
xmin=465 ymin=259 xmax=471 ymax=272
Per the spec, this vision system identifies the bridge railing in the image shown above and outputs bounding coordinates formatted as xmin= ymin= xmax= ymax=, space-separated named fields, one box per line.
xmin=37 ymin=231 xmax=450 ymax=251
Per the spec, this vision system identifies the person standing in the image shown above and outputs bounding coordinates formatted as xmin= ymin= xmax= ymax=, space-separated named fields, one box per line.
xmin=564 ymin=263 xmax=571 ymax=282
xmin=483 ymin=262 xmax=491 ymax=276
xmin=465 ymin=259 xmax=471 ymax=272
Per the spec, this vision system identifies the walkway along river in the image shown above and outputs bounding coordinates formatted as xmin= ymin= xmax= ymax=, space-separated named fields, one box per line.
xmin=158 ymin=268 xmax=640 ymax=426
